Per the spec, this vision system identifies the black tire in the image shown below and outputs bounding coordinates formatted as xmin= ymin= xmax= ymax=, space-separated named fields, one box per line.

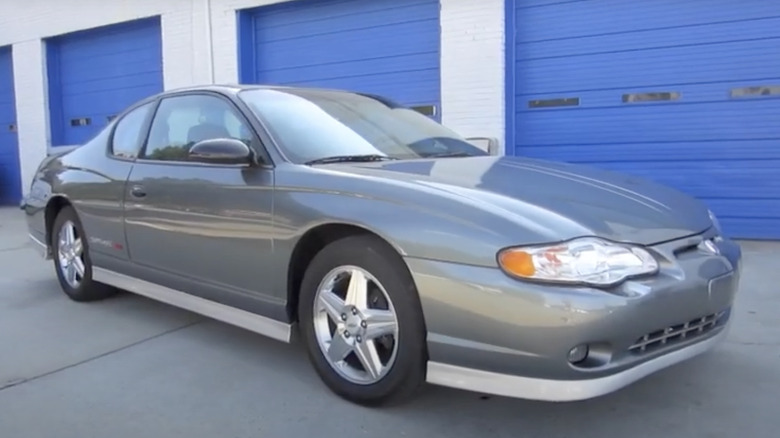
xmin=298 ymin=234 xmax=428 ymax=406
xmin=51 ymin=206 xmax=117 ymax=302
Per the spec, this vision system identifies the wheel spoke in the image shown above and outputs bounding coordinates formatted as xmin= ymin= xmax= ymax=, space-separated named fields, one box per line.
xmin=344 ymin=269 xmax=368 ymax=309
xmin=318 ymin=290 xmax=346 ymax=323
xmin=363 ymin=309 xmax=397 ymax=340
xmin=66 ymin=263 xmax=78 ymax=285
xmin=72 ymin=238 xmax=83 ymax=256
xmin=327 ymin=332 xmax=353 ymax=362
xmin=64 ymin=223 xmax=76 ymax=245
xmin=73 ymin=257 xmax=86 ymax=278
xmin=354 ymin=339 xmax=383 ymax=379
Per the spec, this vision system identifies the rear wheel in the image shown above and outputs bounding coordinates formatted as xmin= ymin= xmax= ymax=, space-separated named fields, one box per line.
xmin=51 ymin=206 xmax=116 ymax=302
xmin=298 ymin=234 xmax=427 ymax=406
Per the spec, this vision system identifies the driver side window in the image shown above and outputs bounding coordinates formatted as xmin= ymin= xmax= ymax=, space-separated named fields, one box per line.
xmin=142 ymin=94 xmax=253 ymax=162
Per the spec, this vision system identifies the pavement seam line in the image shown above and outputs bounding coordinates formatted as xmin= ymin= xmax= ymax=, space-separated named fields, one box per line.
xmin=0 ymin=319 xmax=205 ymax=392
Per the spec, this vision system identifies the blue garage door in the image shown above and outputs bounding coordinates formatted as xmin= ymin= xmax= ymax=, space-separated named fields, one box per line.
xmin=239 ymin=0 xmax=441 ymax=119
xmin=47 ymin=17 xmax=163 ymax=147
xmin=508 ymin=0 xmax=780 ymax=240
xmin=0 ymin=46 xmax=21 ymax=205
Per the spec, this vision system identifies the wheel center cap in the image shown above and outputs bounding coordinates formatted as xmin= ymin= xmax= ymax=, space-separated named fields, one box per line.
xmin=345 ymin=313 xmax=362 ymax=335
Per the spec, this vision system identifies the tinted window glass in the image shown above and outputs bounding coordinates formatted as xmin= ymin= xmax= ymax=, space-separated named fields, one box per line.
xmin=111 ymin=102 xmax=153 ymax=158
xmin=143 ymin=94 xmax=253 ymax=162
xmin=237 ymin=88 xmax=486 ymax=163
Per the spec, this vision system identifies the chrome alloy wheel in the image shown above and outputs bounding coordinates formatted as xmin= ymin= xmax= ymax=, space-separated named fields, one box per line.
xmin=57 ymin=220 xmax=85 ymax=288
xmin=313 ymin=265 xmax=400 ymax=385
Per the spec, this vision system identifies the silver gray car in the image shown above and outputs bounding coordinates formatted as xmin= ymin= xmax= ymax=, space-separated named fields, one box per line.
xmin=21 ymin=84 xmax=742 ymax=406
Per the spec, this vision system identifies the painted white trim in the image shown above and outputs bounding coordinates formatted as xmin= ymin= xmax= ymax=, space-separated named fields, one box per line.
xmin=92 ymin=267 xmax=292 ymax=343
xmin=426 ymin=323 xmax=730 ymax=401
xmin=440 ymin=0 xmax=505 ymax=150
xmin=204 ymin=0 xmax=215 ymax=84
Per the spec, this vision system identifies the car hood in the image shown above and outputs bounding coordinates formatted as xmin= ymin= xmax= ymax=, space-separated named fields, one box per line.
xmin=328 ymin=155 xmax=712 ymax=245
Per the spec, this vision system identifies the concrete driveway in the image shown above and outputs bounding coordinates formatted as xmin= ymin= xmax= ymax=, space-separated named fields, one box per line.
xmin=1 ymin=206 xmax=778 ymax=438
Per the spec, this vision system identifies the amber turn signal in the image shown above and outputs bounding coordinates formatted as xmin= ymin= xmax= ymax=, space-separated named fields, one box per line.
xmin=498 ymin=249 xmax=536 ymax=277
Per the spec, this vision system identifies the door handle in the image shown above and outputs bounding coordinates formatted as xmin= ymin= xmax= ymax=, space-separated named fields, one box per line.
xmin=130 ymin=185 xmax=147 ymax=198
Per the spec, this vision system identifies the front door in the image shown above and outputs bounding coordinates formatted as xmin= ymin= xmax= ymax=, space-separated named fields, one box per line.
xmin=123 ymin=92 xmax=279 ymax=317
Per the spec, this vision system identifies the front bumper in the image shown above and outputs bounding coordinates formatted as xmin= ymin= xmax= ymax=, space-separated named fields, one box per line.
xmin=409 ymin=229 xmax=741 ymax=401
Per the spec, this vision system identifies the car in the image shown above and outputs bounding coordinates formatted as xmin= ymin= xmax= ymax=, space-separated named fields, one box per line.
xmin=21 ymin=84 xmax=741 ymax=406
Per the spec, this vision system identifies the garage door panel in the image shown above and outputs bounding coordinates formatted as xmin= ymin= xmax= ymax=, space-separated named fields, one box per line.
xmin=62 ymin=83 xmax=162 ymax=114
xmin=515 ymin=39 xmax=779 ymax=94
xmin=254 ymin=25 xmax=438 ymax=71
xmin=59 ymin=48 xmax=161 ymax=73
xmin=245 ymin=0 xmax=440 ymax=112
xmin=0 ymin=102 xmax=12 ymax=118
xmin=0 ymin=46 xmax=20 ymax=205
xmin=515 ymin=0 xmax=779 ymax=43
xmin=55 ymin=22 xmax=161 ymax=57
xmin=258 ymin=53 xmax=438 ymax=85
xmin=256 ymin=2 xmax=437 ymax=38
xmin=292 ymin=76 xmax=439 ymax=105
xmin=718 ymin=218 xmax=780 ymax=240
xmin=516 ymin=99 xmax=780 ymax=145
xmin=48 ymin=17 xmax=163 ymax=146
xmin=706 ymin=199 xmax=780 ymax=221
xmin=259 ymin=0 xmax=435 ymax=19
xmin=273 ymin=69 xmax=439 ymax=91
xmin=511 ymin=1 xmax=780 ymax=239
xmin=57 ymin=37 xmax=161 ymax=61
xmin=256 ymin=46 xmax=438 ymax=77
xmin=517 ymin=18 xmax=780 ymax=62
xmin=518 ymin=139 xmax=780 ymax=163
xmin=516 ymin=81 xmax=780 ymax=109
xmin=62 ymin=66 xmax=160 ymax=90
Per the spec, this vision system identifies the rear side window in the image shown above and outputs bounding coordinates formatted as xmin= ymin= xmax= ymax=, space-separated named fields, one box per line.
xmin=111 ymin=102 xmax=153 ymax=158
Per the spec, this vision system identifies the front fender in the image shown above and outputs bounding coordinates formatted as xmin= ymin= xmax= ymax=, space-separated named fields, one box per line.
xmin=273 ymin=167 xmax=577 ymax=267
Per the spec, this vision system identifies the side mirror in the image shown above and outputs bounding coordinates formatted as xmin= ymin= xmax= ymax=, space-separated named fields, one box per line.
xmin=188 ymin=138 xmax=253 ymax=165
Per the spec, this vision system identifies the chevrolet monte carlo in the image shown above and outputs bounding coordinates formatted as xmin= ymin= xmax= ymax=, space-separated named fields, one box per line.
xmin=21 ymin=84 xmax=742 ymax=406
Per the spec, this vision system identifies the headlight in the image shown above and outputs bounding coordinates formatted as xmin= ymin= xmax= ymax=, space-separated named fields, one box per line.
xmin=497 ymin=237 xmax=659 ymax=287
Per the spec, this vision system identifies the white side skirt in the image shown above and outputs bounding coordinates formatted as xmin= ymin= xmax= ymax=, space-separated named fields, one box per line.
xmin=28 ymin=233 xmax=51 ymax=259
xmin=425 ymin=323 xmax=730 ymax=402
xmin=93 ymin=267 xmax=292 ymax=343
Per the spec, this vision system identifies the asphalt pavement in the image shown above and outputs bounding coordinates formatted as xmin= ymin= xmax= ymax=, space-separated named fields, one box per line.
xmin=1 ymin=206 xmax=778 ymax=438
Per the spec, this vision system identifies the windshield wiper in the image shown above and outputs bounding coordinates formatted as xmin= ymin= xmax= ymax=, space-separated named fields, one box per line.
xmin=304 ymin=154 xmax=398 ymax=165
xmin=423 ymin=151 xmax=477 ymax=158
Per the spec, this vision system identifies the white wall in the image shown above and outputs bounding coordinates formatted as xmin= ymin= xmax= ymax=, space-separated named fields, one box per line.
xmin=0 ymin=0 xmax=505 ymax=197
xmin=440 ymin=0 xmax=505 ymax=147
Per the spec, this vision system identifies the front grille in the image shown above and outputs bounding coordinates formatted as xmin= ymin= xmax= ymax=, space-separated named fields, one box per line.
xmin=629 ymin=309 xmax=729 ymax=355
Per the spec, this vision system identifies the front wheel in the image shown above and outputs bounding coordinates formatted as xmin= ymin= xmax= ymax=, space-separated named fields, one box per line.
xmin=298 ymin=234 xmax=428 ymax=406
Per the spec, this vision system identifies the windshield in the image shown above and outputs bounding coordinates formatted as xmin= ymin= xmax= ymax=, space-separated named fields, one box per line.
xmin=237 ymin=88 xmax=488 ymax=163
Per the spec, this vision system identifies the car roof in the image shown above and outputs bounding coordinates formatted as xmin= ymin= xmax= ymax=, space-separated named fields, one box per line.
xmin=129 ymin=83 xmax=400 ymax=114
xmin=160 ymin=83 xmax=359 ymax=97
